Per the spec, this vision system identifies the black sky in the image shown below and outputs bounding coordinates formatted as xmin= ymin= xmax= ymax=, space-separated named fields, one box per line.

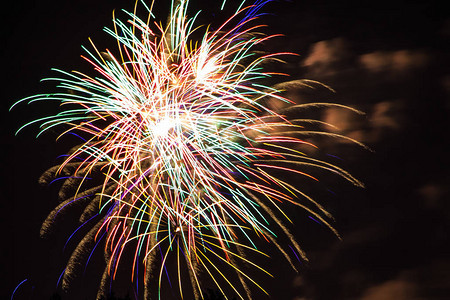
xmin=2 ymin=0 xmax=449 ymax=299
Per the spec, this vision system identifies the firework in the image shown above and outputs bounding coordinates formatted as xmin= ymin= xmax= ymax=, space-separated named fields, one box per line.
xmin=13 ymin=0 xmax=364 ymax=299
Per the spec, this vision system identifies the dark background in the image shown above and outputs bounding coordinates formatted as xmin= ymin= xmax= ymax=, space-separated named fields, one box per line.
xmin=2 ymin=0 xmax=449 ymax=299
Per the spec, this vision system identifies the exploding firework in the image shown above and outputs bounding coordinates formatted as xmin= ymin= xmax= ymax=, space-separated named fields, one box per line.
xmin=12 ymin=0 xmax=364 ymax=299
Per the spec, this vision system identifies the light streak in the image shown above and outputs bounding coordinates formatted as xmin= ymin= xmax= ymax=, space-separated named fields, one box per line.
xmin=12 ymin=0 xmax=364 ymax=299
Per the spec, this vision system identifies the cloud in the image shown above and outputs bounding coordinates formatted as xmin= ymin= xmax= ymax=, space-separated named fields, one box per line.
xmin=302 ymin=38 xmax=350 ymax=77
xmin=302 ymin=38 xmax=430 ymax=83
xmin=418 ymin=181 xmax=449 ymax=211
xmin=359 ymin=259 xmax=450 ymax=300
xmin=359 ymin=50 xmax=429 ymax=76
xmin=367 ymin=100 xmax=407 ymax=142
xmin=321 ymin=106 xmax=365 ymax=144
xmin=319 ymin=99 xmax=406 ymax=145
xmin=360 ymin=277 xmax=418 ymax=300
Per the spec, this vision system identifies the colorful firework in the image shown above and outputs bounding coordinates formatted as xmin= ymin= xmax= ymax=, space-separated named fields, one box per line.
xmin=12 ymin=0 xmax=364 ymax=299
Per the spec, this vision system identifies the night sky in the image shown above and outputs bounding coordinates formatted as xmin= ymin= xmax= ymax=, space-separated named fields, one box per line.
xmin=2 ymin=0 xmax=449 ymax=299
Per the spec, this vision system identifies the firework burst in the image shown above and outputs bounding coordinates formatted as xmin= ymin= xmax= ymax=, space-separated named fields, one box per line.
xmin=13 ymin=0 xmax=364 ymax=299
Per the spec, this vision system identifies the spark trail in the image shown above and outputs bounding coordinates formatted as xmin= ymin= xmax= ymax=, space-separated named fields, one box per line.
xmin=12 ymin=0 xmax=364 ymax=299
